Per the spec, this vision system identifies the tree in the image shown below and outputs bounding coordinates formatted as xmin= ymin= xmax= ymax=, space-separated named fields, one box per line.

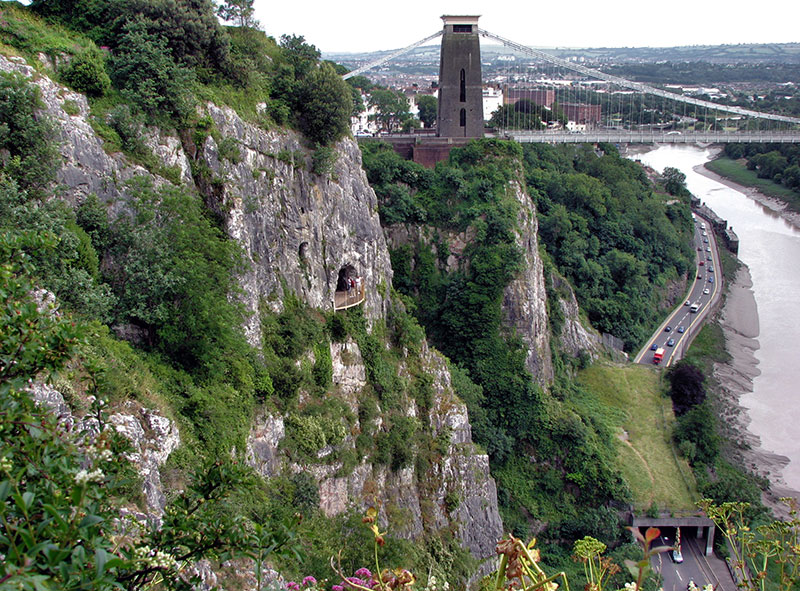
xmin=59 ymin=47 xmax=111 ymax=97
xmin=279 ymin=34 xmax=320 ymax=79
xmin=109 ymin=19 xmax=195 ymax=122
xmin=662 ymin=166 xmax=688 ymax=196
xmin=216 ymin=0 xmax=258 ymax=28
xmin=369 ymin=89 xmax=412 ymax=133
xmin=417 ymin=94 xmax=437 ymax=129
xmin=297 ymin=62 xmax=352 ymax=146
xmin=668 ymin=361 xmax=706 ymax=415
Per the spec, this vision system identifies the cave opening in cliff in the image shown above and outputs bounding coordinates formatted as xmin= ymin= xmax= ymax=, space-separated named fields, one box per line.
xmin=333 ymin=264 xmax=365 ymax=311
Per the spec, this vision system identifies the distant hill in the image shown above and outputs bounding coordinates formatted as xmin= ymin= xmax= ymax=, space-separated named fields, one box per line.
xmin=326 ymin=42 xmax=800 ymax=68
xmin=326 ymin=42 xmax=800 ymax=86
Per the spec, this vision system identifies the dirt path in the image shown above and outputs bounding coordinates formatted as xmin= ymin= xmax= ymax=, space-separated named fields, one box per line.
xmin=619 ymin=432 xmax=656 ymax=505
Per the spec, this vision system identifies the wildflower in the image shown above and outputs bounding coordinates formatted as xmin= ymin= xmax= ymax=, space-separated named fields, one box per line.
xmin=287 ymin=582 xmax=301 ymax=591
xmin=0 ymin=456 xmax=11 ymax=473
xmin=75 ymin=468 xmax=104 ymax=484
xmin=355 ymin=569 xmax=372 ymax=579
xmin=332 ymin=586 xmax=344 ymax=591
xmin=304 ymin=577 xmax=318 ymax=587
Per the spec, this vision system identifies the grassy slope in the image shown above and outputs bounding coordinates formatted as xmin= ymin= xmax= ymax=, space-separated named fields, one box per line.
xmin=578 ymin=363 xmax=698 ymax=512
xmin=705 ymin=157 xmax=800 ymax=213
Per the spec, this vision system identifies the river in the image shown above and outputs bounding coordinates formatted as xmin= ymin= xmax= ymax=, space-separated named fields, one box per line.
xmin=634 ymin=145 xmax=800 ymax=492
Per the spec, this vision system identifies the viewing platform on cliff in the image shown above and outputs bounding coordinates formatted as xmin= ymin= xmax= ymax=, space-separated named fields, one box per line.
xmin=333 ymin=283 xmax=365 ymax=311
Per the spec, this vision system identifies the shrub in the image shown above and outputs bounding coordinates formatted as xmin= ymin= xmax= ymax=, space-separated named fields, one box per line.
xmin=109 ymin=19 xmax=195 ymax=122
xmin=0 ymin=72 xmax=61 ymax=194
xmin=296 ymin=62 xmax=352 ymax=146
xmin=311 ymin=144 xmax=338 ymax=177
xmin=60 ymin=48 xmax=111 ymax=97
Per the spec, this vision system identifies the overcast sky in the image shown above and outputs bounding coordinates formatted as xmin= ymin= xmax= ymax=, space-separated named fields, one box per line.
xmin=253 ymin=0 xmax=800 ymax=54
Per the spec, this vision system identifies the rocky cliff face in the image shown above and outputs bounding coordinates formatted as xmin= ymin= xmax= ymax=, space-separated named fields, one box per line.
xmin=247 ymin=341 xmax=503 ymax=561
xmin=10 ymin=55 xmax=503 ymax=566
xmin=200 ymin=104 xmax=394 ymax=344
xmin=501 ymin=181 xmax=553 ymax=385
xmin=551 ymin=275 xmax=604 ymax=360
xmin=384 ymin=180 xmax=556 ymax=386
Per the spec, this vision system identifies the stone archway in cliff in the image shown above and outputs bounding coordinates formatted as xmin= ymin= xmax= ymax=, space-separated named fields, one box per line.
xmin=333 ymin=264 xmax=365 ymax=311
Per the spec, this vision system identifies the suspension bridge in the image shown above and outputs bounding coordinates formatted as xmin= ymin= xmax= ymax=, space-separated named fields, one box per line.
xmin=344 ymin=16 xmax=800 ymax=148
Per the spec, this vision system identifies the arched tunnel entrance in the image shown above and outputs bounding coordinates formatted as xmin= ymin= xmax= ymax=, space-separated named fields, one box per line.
xmin=333 ymin=264 xmax=365 ymax=311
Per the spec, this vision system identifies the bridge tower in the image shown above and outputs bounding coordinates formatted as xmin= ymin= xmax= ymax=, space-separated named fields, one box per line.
xmin=437 ymin=15 xmax=484 ymax=138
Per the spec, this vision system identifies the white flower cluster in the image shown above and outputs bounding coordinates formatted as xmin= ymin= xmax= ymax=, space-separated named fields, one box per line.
xmin=425 ymin=575 xmax=450 ymax=591
xmin=0 ymin=456 xmax=12 ymax=473
xmin=86 ymin=443 xmax=114 ymax=463
xmin=133 ymin=545 xmax=178 ymax=570
xmin=623 ymin=583 xmax=637 ymax=591
xmin=74 ymin=468 xmax=104 ymax=485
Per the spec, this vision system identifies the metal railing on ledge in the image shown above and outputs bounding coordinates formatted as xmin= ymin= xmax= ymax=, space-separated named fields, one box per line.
xmin=333 ymin=283 xmax=366 ymax=311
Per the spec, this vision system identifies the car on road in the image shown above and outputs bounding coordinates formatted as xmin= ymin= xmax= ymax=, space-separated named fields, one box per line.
xmin=703 ymin=288 xmax=710 ymax=295
xmin=707 ymin=255 xmax=712 ymax=261
xmin=703 ymin=237 xmax=709 ymax=243
xmin=708 ymin=266 xmax=714 ymax=273
xmin=678 ymin=326 xmax=685 ymax=333
xmin=651 ymin=343 xmax=658 ymax=351
xmin=702 ymin=231 xmax=707 ymax=236
xmin=684 ymin=300 xmax=691 ymax=306
xmin=665 ymin=326 xmax=672 ymax=332
xmin=667 ymin=338 xmax=675 ymax=347
xmin=699 ymin=261 xmax=704 ymax=266
xmin=708 ymin=277 xmax=714 ymax=283
xmin=671 ymin=549 xmax=684 ymax=563
xmin=706 ymin=247 xmax=711 ymax=252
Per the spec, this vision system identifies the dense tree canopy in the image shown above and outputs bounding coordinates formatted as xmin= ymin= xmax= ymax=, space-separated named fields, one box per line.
xmin=416 ymin=94 xmax=438 ymax=129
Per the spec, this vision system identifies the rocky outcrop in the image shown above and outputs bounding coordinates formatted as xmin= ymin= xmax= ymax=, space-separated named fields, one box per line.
xmin=246 ymin=343 xmax=503 ymax=562
xmin=382 ymin=179 xmax=555 ymax=387
xmin=502 ymin=181 xmax=553 ymax=385
xmin=552 ymin=275 xmax=603 ymax=359
xmin=110 ymin=402 xmax=181 ymax=515
xmin=0 ymin=55 xmax=191 ymax=211
xmin=28 ymin=383 xmax=180 ymax=517
xmin=200 ymin=104 xmax=393 ymax=344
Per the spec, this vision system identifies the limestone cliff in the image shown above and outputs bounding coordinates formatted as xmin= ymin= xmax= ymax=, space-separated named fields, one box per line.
xmin=247 ymin=342 xmax=502 ymax=560
xmin=501 ymin=180 xmax=553 ymax=384
xmin=5 ymin=53 xmax=503 ymax=567
xmin=384 ymin=180 xmax=558 ymax=387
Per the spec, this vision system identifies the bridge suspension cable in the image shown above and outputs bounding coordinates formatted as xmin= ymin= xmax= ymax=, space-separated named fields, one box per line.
xmin=342 ymin=31 xmax=443 ymax=80
xmin=478 ymin=28 xmax=800 ymax=125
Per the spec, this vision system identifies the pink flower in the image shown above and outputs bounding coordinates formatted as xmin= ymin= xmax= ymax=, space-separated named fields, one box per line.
xmin=333 ymin=586 xmax=345 ymax=591
xmin=287 ymin=583 xmax=300 ymax=591
xmin=355 ymin=569 xmax=372 ymax=579
xmin=304 ymin=577 xmax=318 ymax=587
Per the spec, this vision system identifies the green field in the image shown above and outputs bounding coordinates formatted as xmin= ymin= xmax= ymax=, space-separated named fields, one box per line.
xmin=705 ymin=157 xmax=800 ymax=213
xmin=578 ymin=363 xmax=698 ymax=512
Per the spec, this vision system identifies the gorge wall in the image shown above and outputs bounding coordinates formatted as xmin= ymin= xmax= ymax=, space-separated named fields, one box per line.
xmin=1 ymin=53 xmax=505 ymax=564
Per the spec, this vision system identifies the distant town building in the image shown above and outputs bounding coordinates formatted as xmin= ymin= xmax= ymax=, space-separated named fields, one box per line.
xmin=483 ymin=86 xmax=503 ymax=119
xmin=562 ymin=102 xmax=601 ymax=127
xmin=504 ymin=88 xmax=555 ymax=108
xmin=351 ymin=92 xmax=379 ymax=136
